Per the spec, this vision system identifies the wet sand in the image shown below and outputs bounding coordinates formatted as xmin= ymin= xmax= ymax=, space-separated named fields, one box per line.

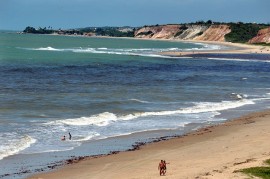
xmin=161 ymin=40 xmax=270 ymax=57
xmin=28 ymin=109 xmax=270 ymax=179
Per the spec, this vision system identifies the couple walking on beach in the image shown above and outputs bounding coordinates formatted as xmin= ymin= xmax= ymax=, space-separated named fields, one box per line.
xmin=158 ymin=160 xmax=169 ymax=176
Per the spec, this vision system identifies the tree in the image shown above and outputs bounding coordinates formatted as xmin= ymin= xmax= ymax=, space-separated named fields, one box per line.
xmin=23 ymin=26 xmax=37 ymax=33
xmin=206 ymin=20 xmax=212 ymax=24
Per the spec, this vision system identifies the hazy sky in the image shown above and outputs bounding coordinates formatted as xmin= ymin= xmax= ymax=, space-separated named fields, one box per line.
xmin=1 ymin=0 xmax=269 ymax=30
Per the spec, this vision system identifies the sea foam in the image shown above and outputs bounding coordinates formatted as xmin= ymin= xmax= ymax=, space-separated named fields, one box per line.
xmin=50 ymin=112 xmax=118 ymax=126
xmin=48 ymin=99 xmax=255 ymax=127
xmin=0 ymin=134 xmax=36 ymax=160
xmin=23 ymin=44 xmax=225 ymax=59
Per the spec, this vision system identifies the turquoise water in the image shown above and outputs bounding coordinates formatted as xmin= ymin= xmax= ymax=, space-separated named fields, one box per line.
xmin=0 ymin=32 xmax=270 ymax=178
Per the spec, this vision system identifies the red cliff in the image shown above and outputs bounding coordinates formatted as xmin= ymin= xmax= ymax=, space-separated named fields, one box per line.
xmin=194 ymin=25 xmax=231 ymax=42
xmin=249 ymin=27 xmax=270 ymax=44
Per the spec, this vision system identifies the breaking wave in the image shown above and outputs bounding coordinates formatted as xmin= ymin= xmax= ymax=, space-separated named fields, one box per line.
xmin=33 ymin=47 xmax=63 ymax=51
xmin=129 ymin=98 xmax=151 ymax=103
xmin=207 ymin=57 xmax=270 ymax=63
xmin=0 ymin=134 xmax=36 ymax=160
xmin=22 ymin=43 xmax=223 ymax=58
xmin=46 ymin=99 xmax=255 ymax=127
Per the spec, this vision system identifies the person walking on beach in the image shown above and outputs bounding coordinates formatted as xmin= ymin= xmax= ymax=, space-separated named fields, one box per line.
xmin=68 ymin=132 xmax=72 ymax=140
xmin=163 ymin=160 xmax=169 ymax=174
xmin=158 ymin=160 xmax=165 ymax=176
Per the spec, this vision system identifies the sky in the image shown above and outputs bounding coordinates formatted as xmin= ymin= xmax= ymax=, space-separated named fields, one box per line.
xmin=0 ymin=0 xmax=269 ymax=30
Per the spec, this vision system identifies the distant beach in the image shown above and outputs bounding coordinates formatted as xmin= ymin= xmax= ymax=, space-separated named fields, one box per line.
xmin=160 ymin=40 xmax=270 ymax=57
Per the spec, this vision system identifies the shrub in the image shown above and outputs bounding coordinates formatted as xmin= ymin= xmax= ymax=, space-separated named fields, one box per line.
xmin=225 ymin=23 xmax=268 ymax=43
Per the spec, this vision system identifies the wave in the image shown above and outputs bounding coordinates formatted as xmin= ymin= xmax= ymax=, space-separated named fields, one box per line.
xmin=33 ymin=47 xmax=63 ymax=51
xmin=21 ymin=44 xmax=226 ymax=59
xmin=71 ymin=132 xmax=100 ymax=142
xmin=120 ymin=99 xmax=255 ymax=120
xmin=71 ymin=48 xmax=181 ymax=59
xmin=129 ymin=98 xmax=151 ymax=103
xmin=47 ymin=99 xmax=255 ymax=127
xmin=0 ymin=134 xmax=36 ymax=160
xmin=230 ymin=93 xmax=247 ymax=100
xmin=192 ymin=43 xmax=223 ymax=50
xmin=47 ymin=112 xmax=118 ymax=126
xmin=207 ymin=57 xmax=270 ymax=63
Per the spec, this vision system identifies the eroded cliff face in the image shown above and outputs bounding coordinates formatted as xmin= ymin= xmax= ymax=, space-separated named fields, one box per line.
xmin=176 ymin=25 xmax=208 ymax=40
xmin=248 ymin=27 xmax=270 ymax=44
xmin=135 ymin=24 xmax=231 ymax=42
xmin=194 ymin=25 xmax=231 ymax=42
xmin=135 ymin=25 xmax=181 ymax=39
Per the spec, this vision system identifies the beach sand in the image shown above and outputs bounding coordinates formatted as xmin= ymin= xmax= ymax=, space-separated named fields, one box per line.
xmin=28 ymin=109 xmax=270 ymax=179
xmin=160 ymin=40 xmax=270 ymax=56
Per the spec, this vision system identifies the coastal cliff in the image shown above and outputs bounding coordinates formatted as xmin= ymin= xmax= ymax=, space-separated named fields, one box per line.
xmin=194 ymin=25 xmax=231 ymax=42
xmin=135 ymin=24 xmax=231 ymax=42
xmin=134 ymin=25 xmax=181 ymax=39
xmin=23 ymin=22 xmax=270 ymax=44
xmin=248 ymin=27 xmax=270 ymax=44
xmin=175 ymin=25 xmax=208 ymax=40
xmin=134 ymin=24 xmax=270 ymax=44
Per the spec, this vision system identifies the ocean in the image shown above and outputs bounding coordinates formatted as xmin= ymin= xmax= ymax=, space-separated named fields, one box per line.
xmin=0 ymin=32 xmax=270 ymax=178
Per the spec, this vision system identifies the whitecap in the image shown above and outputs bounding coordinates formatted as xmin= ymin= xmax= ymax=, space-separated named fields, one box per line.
xmin=0 ymin=134 xmax=36 ymax=160
xmin=34 ymin=47 xmax=62 ymax=51
xmin=129 ymin=98 xmax=151 ymax=103
xmin=207 ymin=58 xmax=270 ymax=63
xmin=71 ymin=132 xmax=100 ymax=142
xmin=45 ymin=99 xmax=255 ymax=127
xmin=48 ymin=112 xmax=117 ymax=126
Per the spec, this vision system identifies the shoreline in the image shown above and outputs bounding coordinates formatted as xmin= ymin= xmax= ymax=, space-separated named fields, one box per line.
xmin=22 ymin=32 xmax=270 ymax=56
xmin=57 ymin=34 xmax=270 ymax=57
xmin=159 ymin=39 xmax=270 ymax=56
xmin=28 ymin=109 xmax=270 ymax=179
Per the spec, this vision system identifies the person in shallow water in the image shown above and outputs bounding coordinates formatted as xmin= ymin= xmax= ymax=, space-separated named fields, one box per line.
xmin=61 ymin=135 xmax=66 ymax=141
xmin=68 ymin=132 xmax=72 ymax=140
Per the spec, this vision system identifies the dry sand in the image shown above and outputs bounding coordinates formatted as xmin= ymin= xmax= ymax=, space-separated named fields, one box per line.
xmin=161 ymin=40 xmax=270 ymax=56
xmin=28 ymin=109 xmax=270 ymax=179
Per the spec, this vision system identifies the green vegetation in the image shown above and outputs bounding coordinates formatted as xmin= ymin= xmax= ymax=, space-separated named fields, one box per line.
xmin=22 ymin=22 xmax=270 ymax=43
xmin=225 ymin=22 xmax=268 ymax=43
xmin=23 ymin=26 xmax=55 ymax=34
xmin=179 ymin=25 xmax=188 ymax=31
xmin=23 ymin=26 xmax=83 ymax=35
xmin=252 ymin=42 xmax=270 ymax=46
xmin=137 ymin=31 xmax=153 ymax=37
xmin=23 ymin=26 xmax=135 ymax=37
xmin=174 ymin=25 xmax=189 ymax=37
xmin=237 ymin=159 xmax=270 ymax=179
xmin=94 ymin=27 xmax=135 ymax=37
xmin=186 ymin=20 xmax=213 ymax=26
xmin=174 ymin=31 xmax=183 ymax=37
xmin=196 ymin=31 xmax=204 ymax=36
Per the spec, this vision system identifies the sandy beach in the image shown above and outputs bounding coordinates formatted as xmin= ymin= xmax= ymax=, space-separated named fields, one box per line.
xmin=27 ymin=109 xmax=270 ymax=179
xmin=160 ymin=40 xmax=270 ymax=56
